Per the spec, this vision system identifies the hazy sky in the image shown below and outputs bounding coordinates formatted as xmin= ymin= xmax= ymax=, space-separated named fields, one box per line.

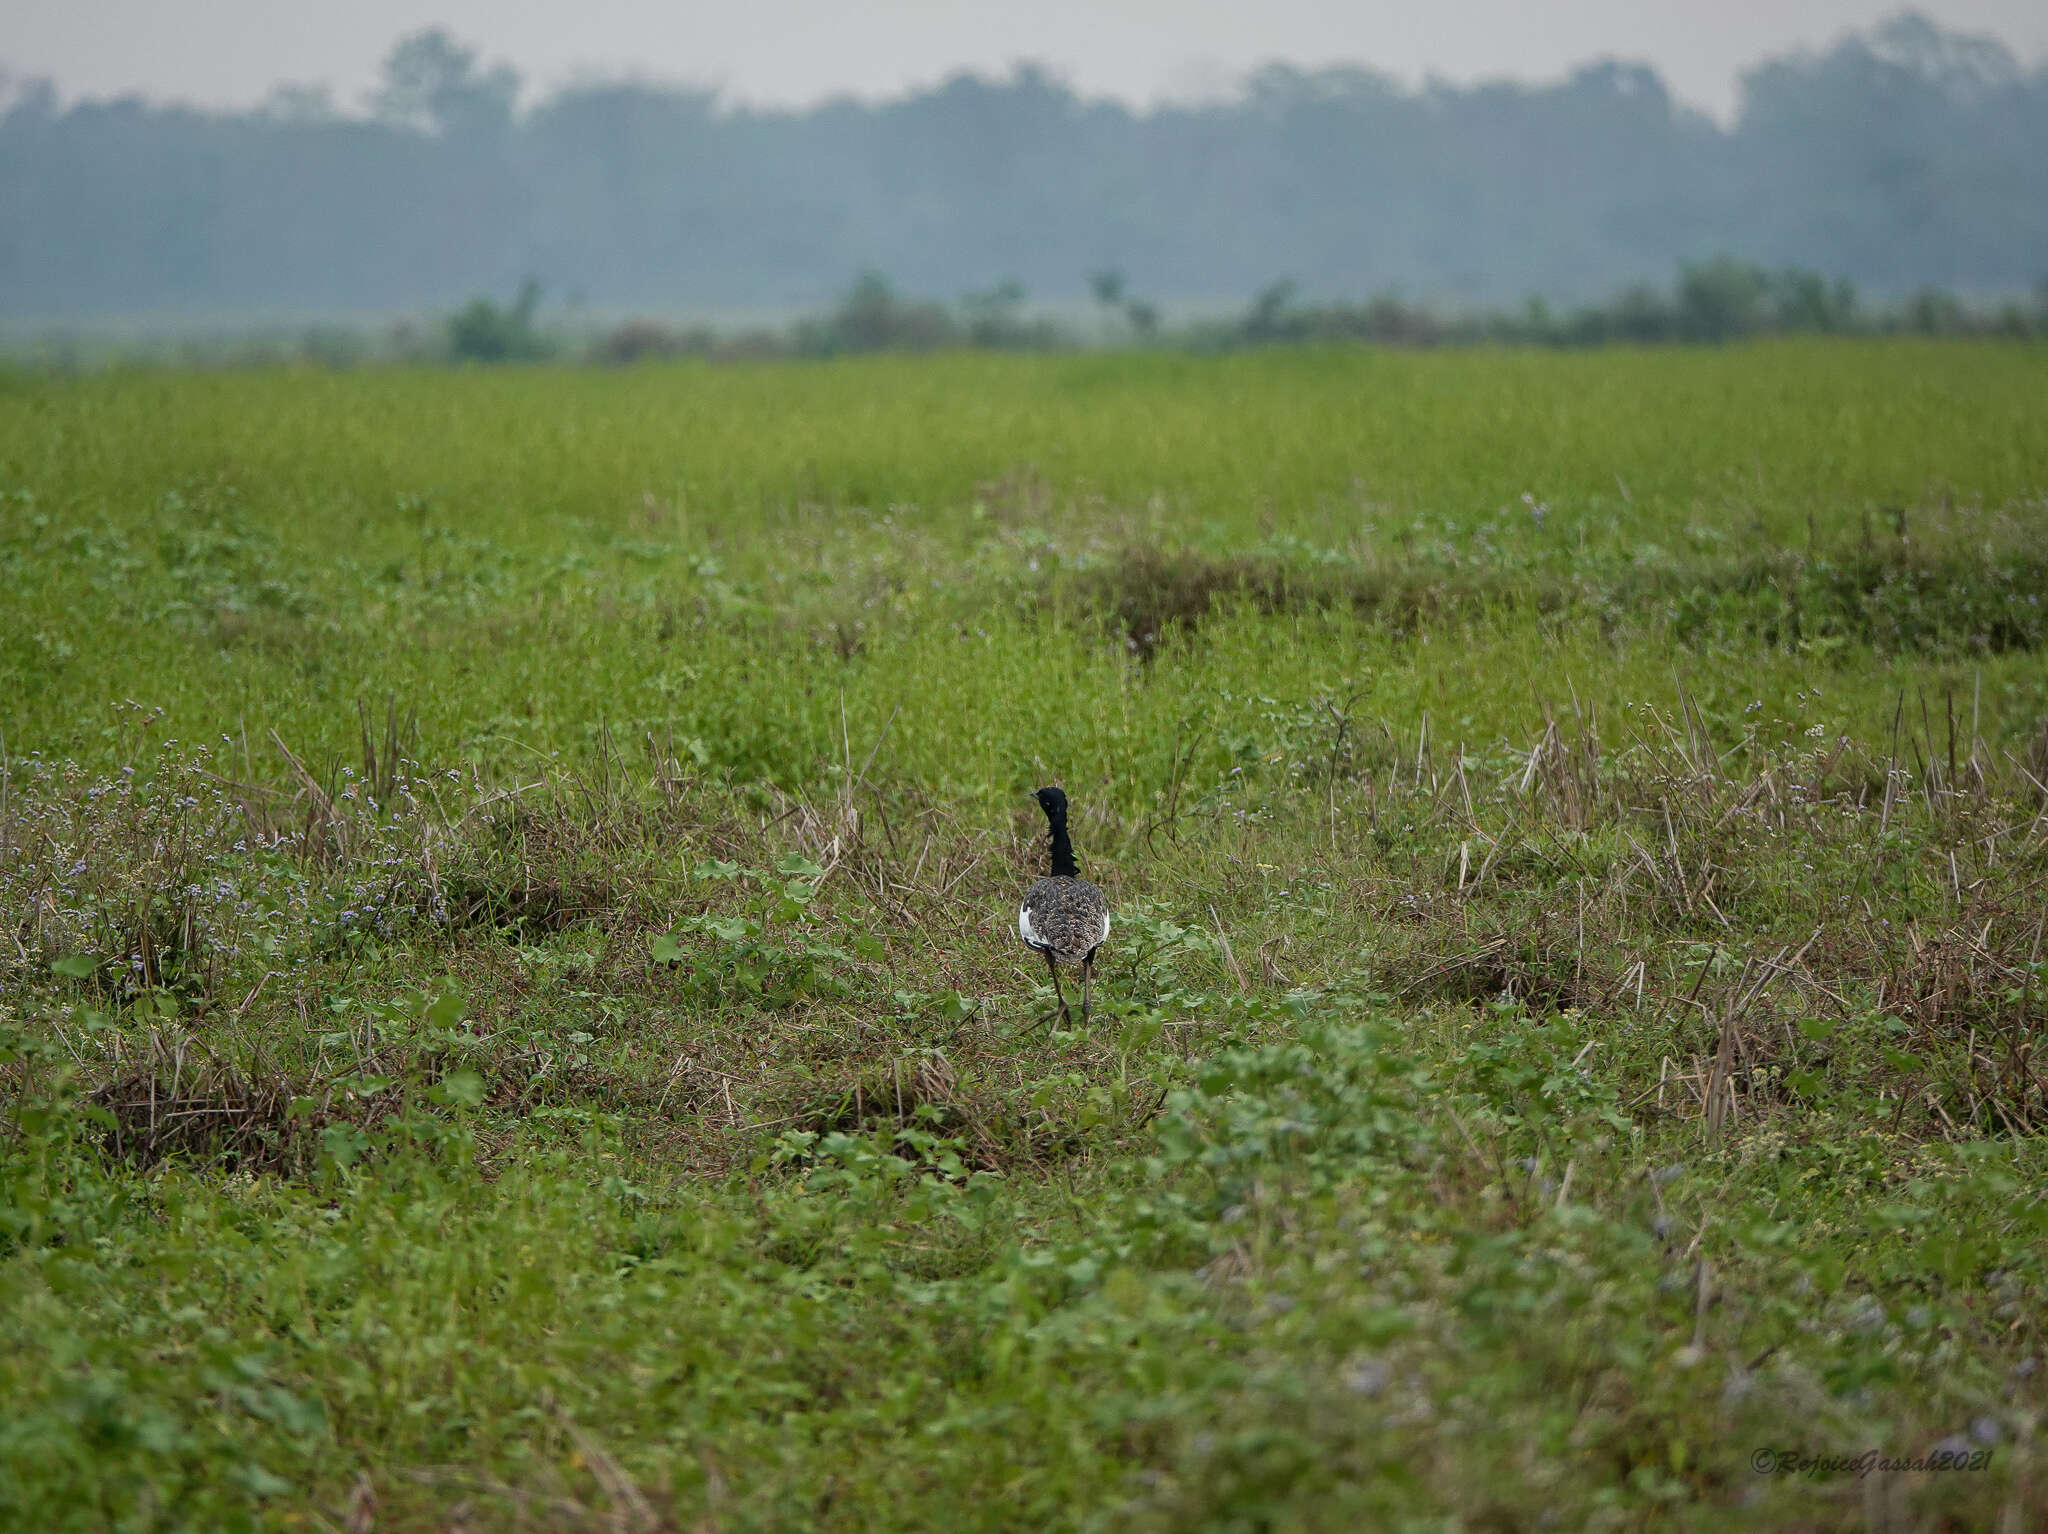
xmin=7 ymin=1 xmax=2045 ymax=122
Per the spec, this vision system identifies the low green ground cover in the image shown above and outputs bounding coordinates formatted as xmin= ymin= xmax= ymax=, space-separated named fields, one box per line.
xmin=2 ymin=342 xmax=2046 ymax=1529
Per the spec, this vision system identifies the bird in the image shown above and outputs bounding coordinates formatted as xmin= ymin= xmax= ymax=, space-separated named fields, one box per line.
xmin=1018 ymin=785 xmax=1111 ymax=1025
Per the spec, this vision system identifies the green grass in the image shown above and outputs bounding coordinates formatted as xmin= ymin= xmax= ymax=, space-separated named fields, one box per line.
xmin=3 ymin=341 xmax=2047 ymax=1530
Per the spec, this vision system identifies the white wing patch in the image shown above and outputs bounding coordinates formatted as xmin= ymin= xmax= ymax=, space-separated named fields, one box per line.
xmin=1018 ymin=903 xmax=1040 ymax=949
xmin=1094 ymin=910 xmax=1111 ymax=948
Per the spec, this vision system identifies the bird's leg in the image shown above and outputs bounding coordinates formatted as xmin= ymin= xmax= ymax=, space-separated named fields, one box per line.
xmin=1044 ymin=949 xmax=1071 ymax=1023
xmin=1080 ymin=958 xmax=1093 ymax=1027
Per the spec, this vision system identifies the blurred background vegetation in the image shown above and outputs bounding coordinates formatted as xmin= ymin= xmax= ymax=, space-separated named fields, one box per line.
xmin=2 ymin=10 xmax=2046 ymax=363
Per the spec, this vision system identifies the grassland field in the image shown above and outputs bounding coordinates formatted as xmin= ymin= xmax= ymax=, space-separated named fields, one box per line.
xmin=3 ymin=339 xmax=2048 ymax=1530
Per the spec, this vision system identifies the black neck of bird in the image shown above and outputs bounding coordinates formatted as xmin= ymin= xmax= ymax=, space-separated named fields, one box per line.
xmin=1047 ymin=813 xmax=1079 ymax=878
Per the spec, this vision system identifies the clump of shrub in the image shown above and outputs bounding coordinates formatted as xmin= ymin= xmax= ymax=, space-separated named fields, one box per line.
xmin=588 ymin=320 xmax=717 ymax=366
xmin=790 ymin=271 xmax=1071 ymax=355
xmin=794 ymin=271 xmax=960 ymax=355
xmin=445 ymin=279 xmax=553 ymax=362
xmin=960 ymin=280 xmax=1063 ymax=349
xmin=1089 ymin=268 xmax=1161 ymax=339
xmin=588 ymin=321 xmax=796 ymax=365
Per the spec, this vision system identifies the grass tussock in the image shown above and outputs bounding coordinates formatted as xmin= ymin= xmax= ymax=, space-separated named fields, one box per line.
xmin=1072 ymin=525 xmax=2048 ymax=664
xmin=89 ymin=1044 xmax=345 ymax=1177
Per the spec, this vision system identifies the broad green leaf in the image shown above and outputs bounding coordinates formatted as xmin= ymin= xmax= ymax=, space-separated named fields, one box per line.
xmin=423 ymin=986 xmax=465 ymax=1029
xmin=434 ymin=1067 xmax=486 ymax=1108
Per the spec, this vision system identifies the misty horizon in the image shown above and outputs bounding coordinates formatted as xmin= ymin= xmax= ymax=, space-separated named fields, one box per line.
xmin=4 ymin=10 xmax=2046 ymax=322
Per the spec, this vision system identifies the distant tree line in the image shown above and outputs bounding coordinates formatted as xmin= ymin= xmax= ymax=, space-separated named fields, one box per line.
xmin=15 ymin=258 xmax=2039 ymax=371
xmin=2 ymin=12 xmax=2044 ymax=320
xmin=599 ymin=260 xmax=2048 ymax=362
xmin=1205 ymin=259 xmax=2048 ymax=349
